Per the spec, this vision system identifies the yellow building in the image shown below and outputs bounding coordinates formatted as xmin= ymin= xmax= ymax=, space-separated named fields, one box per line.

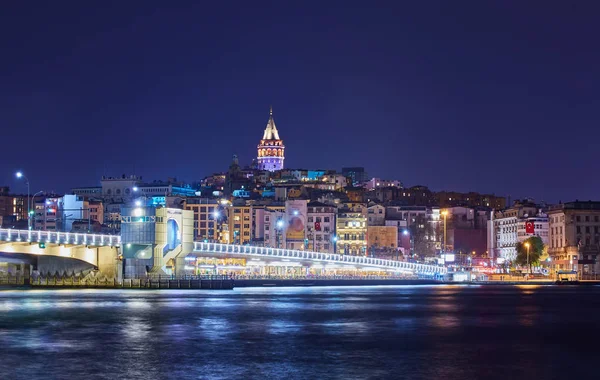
xmin=183 ymin=198 xmax=223 ymax=242
xmin=367 ymin=226 xmax=398 ymax=249
xmin=227 ymin=204 xmax=252 ymax=245
xmin=336 ymin=207 xmax=367 ymax=256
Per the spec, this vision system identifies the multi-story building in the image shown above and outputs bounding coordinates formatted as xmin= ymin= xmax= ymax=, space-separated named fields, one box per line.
xmin=322 ymin=174 xmax=349 ymax=190
xmin=548 ymin=201 xmax=600 ymax=274
xmin=33 ymin=196 xmax=61 ymax=231
xmin=263 ymin=207 xmax=286 ymax=248
xmin=435 ymin=191 xmax=506 ymax=210
xmin=252 ymin=202 xmax=285 ymax=244
xmin=336 ymin=206 xmax=367 ymax=255
xmin=488 ymin=200 xmax=548 ymax=262
xmin=365 ymin=178 xmax=402 ymax=190
xmin=440 ymin=206 xmax=488 ymax=259
xmin=257 ymin=107 xmax=285 ymax=172
xmin=183 ymin=198 xmax=221 ymax=242
xmin=367 ymin=225 xmax=399 ymax=254
xmin=367 ymin=204 xmax=386 ymax=226
xmin=342 ymin=167 xmax=368 ymax=187
xmin=284 ymin=199 xmax=308 ymax=250
xmin=227 ymin=202 xmax=252 ymax=245
xmin=306 ymin=201 xmax=336 ymax=253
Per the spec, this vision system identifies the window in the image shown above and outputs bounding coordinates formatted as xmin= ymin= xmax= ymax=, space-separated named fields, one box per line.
xmin=577 ymin=216 xmax=581 ymax=222
xmin=324 ymin=217 xmax=330 ymax=223
xmin=265 ymin=234 xmax=269 ymax=240
xmin=244 ymin=224 xmax=250 ymax=229
xmin=200 ymin=214 xmax=207 ymax=220
xmin=116 ymin=189 xmax=121 ymax=195
xmin=265 ymin=216 xmax=270 ymax=221
xmin=200 ymin=222 xmax=206 ymax=228
xmin=308 ymin=217 xmax=313 ymax=222
xmin=316 ymin=217 xmax=321 ymax=223
xmin=586 ymin=216 xmax=590 ymax=222
xmin=200 ymin=207 xmax=206 ymax=212
xmin=577 ymin=226 xmax=581 ymax=234
xmin=596 ymin=216 xmax=599 ymax=223
xmin=194 ymin=214 xmax=198 ymax=220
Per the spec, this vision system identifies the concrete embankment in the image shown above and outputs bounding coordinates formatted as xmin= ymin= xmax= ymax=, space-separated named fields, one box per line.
xmin=233 ymin=279 xmax=442 ymax=287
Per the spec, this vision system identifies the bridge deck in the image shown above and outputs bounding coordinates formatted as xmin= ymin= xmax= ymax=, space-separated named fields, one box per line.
xmin=193 ymin=242 xmax=446 ymax=275
xmin=0 ymin=228 xmax=120 ymax=247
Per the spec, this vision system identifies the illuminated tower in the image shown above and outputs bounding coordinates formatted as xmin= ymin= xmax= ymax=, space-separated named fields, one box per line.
xmin=257 ymin=106 xmax=285 ymax=171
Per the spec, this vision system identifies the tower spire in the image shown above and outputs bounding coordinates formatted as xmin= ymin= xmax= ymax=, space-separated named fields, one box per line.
xmin=269 ymin=105 xmax=273 ymax=116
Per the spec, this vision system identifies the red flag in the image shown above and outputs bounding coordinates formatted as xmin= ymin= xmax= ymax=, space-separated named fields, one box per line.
xmin=525 ymin=221 xmax=535 ymax=234
xmin=315 ymin=221 xmax=321 ymax=231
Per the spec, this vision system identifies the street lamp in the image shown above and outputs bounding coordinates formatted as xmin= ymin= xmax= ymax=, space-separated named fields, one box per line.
xmin=441 ymin=210 xmax=448 ymax=255
xmin=524 ymin=242 xmax=531 ymax=274
xmin=15 ymin=171 xmax=31 ymax=229
xmin=276 ymin=219 xmax=285 ymax=249
xmin=332 ymin=235 xmax=338 ymax=254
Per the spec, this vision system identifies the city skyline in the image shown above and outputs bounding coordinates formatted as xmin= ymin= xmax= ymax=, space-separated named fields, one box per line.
xmin=2 ymin=2 xmax=599 ymax=203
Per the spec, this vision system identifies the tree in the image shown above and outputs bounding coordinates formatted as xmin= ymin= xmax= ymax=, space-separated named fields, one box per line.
xmin=515 ymin=236 xmax=545 ymax=271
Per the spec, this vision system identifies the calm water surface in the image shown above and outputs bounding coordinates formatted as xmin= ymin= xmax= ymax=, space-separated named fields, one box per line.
xmin=1 ymin=285 xmax=600 ymax=379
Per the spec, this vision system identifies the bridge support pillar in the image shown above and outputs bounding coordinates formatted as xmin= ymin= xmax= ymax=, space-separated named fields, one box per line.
xmin=96 ymin=246 xmax=122 ymax=281
xmin=174 ymin=257 xmax=186 ymax=278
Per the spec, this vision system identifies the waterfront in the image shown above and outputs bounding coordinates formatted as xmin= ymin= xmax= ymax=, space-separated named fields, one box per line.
xmin=1 ymin=286 xmax=600 ymax=379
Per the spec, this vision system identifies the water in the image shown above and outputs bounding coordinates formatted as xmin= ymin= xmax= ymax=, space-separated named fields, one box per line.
xmin=1 ymin=285 xmax=600 ymax=380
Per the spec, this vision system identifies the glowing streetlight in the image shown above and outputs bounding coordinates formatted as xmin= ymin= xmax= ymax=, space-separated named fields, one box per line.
xmin=15 ymin=171 xmax=31 ymax=229
xmin=403 ymin=230 xmax=409 ymax=236
xmin=441 ymin=210 xmax=448 ymax=254
xmin=276 ymin=220 xmax=285 ymax=229
xmin=213 ymin=210 xmax=220 ymax=218
xmin=524 ymin=242 xmax=531 ymax=273
xmin=133 ymin=186 xmax=139 ymax=192
xmin=135 ymin=200 xmax=142 ymax=207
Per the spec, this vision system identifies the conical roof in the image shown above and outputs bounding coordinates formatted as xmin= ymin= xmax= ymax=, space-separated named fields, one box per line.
xmin=262 ymin=106 xmax=281 ymax=140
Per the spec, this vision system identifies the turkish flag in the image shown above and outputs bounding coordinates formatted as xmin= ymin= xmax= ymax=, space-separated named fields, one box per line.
xmin=315 ymin=222 xmax=321 ymax=231
xmin=525 ymin=222 xmax=535 ymax=234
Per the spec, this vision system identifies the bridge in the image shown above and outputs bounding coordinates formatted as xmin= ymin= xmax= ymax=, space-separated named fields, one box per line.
xmin=0 ymin=228 xmax=121 ymax=279
xmin=192 ymin=242 xmax=446 ymax=276
xmin=0 ymin=215 xmax=447 ymax=281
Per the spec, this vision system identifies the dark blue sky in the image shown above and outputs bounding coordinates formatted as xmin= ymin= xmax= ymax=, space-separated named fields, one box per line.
xmin=1 ymin=1 xmax=598 ymax=203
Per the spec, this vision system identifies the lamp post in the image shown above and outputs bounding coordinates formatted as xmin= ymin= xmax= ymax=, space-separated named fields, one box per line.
xmin=15 ymin=171 xmax=31 ymax=229
xmin=332 ymin=235 xmax=338 ymax=254
xmin=276 ymin=219 xmax=285 ymax=249
xmin=441 ymin=210 xmax=448 ymax=255
xmin=524 ymin=242 xmax=531 ymax=274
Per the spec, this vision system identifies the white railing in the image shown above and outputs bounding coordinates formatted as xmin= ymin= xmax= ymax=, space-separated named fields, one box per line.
xmin=0 ymin=228 xmax=121 ymax=247
xmin=193 ymin=242 xmax=447 ymax=275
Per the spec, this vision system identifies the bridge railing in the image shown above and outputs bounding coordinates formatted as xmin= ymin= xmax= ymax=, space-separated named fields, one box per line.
xmin=193 ymin=242 xmax=447 ymax=274
xmin=0 ymin=228 xmax=121 ymax=247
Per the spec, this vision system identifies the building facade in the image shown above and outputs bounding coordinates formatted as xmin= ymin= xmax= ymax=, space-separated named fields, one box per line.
xmin=548 ymin=201 xmax=600 ymax=274
xmin=336 ymin=207 xmax=367 ymax=256
xmin=489 ymin=200 xmax=549 ymax=262
xmin=306 ymin=201 xmax=335 ymax=253
xmin=342 ymin=167 xmax=368 ymax=187
xmin=257 ymin=107 xmax=285 ymax=172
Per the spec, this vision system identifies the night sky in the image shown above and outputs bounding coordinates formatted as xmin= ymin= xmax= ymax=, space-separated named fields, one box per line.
xmin=1 ymin=1 xmax=598 ymax=203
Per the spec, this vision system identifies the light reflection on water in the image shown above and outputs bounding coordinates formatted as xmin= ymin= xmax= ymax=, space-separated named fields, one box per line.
xmin=1 ymin=285 xmax=600 ymax=379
